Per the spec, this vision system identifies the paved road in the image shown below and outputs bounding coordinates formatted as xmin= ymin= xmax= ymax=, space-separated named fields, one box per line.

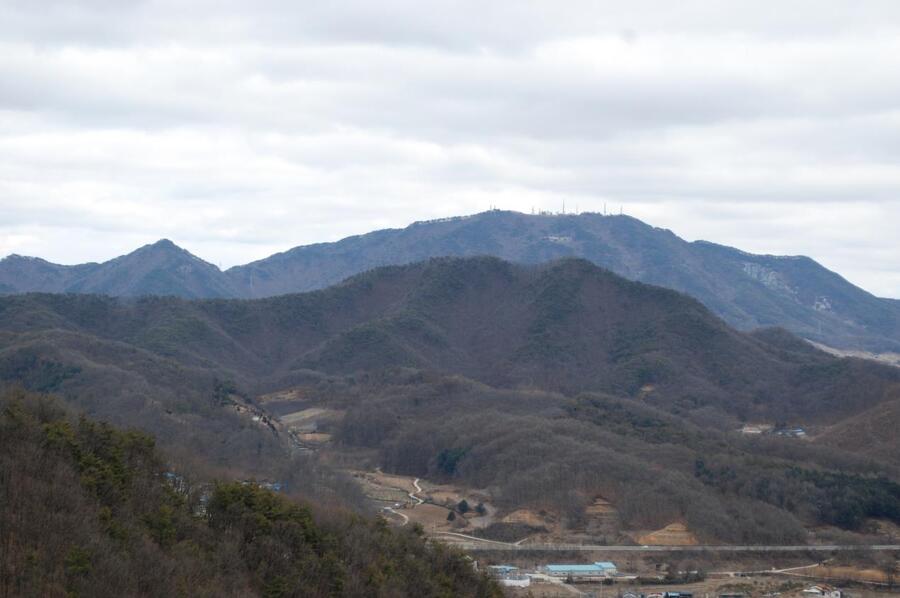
xmin=381 ymin=476 xmax=425 ymax=527
xmin=384 ymin=506 xmax=409 ymax=526
xmin=433 ymin=534 xmax=900 ymax=553
xmin=410 ymin=478 xmax=424 ymax=505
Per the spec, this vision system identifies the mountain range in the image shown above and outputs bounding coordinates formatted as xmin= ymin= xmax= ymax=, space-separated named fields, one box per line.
xmin=3 ymin=256 xmax=900 ymax=542
xmin=3 ymin=211 xmax=900 ymax=353
xmin=2 ymin=256 xmax=898 ymax=427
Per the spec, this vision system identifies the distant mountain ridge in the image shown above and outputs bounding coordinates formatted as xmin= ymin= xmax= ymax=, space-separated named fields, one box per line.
xmin=0 ymin=239 xmax=240 ymax=299
xmin=3 ymin=211 xmax=899 ymax=351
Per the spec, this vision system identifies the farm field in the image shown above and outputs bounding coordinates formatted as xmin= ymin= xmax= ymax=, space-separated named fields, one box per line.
xmin=350 ymin=469 xmax=500 ymax=533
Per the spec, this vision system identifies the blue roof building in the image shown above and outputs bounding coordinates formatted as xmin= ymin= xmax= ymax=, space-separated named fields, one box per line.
xmin=545 ymin=562 xmax=617 ymax=578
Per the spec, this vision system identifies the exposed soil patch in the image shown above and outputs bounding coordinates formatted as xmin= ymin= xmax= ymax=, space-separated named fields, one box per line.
xmin=636 ymin=522 xmax=699 ymax=545
xmin=806 ymin=564 xmax=893 ymax=583
xmin=298 ymin=432 xmax=331 ymax=444
xmin=502 ymin=509 xmax=555 ymax=528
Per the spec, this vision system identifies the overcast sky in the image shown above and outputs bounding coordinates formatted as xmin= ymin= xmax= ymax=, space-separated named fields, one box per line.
xmin=2 ymin=1 xmax=899 ymax=297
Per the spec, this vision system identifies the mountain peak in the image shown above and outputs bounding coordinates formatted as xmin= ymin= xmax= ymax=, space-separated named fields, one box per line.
xmin=130 ymin=239 xmax=213 ymax=267
xmin=142 ymin=238 xmax=184 ymax=253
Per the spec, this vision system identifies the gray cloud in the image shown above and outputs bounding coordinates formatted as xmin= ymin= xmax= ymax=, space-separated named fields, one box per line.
xmin=1 ymin=1 xmax=899 ymax=296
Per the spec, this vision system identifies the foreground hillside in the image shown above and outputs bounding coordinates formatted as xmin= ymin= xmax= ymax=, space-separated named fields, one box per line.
xmin=4 ymin=211 xmax=899 ymax=352
xmin=0 ymin=388 xmax=500 ymax=598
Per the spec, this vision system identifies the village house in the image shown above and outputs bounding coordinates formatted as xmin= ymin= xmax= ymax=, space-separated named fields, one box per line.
xmin=486 ymin=565 xmax=531 ymax=588
xmin=802 ymin=584 xmax=842 ymax=598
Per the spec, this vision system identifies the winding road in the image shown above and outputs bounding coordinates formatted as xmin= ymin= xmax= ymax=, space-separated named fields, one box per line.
xmin=410 ymin=478 xmax=424 ymax=505
xmin=384 ymin=506 xmax=409 ymax=526
xmin=383 ymin=477 xmax=424 ymax=526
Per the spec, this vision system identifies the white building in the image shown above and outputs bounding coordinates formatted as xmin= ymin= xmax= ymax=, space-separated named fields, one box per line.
xmin=803 ymin=584 xmax=842 ymax=598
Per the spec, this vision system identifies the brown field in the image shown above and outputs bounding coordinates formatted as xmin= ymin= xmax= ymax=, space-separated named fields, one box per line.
xmin=279 ymin=407 xmax=333 ymax=425
xmin=298 ymin=432 xmax=332 ymax=443
xmin=502 ymin=509 xmax=552 ymax=527
xmin=370 ymin=471 xmax=419 ymax=495
xmin=257 ymin=388 xmax=308 ymax=403
xmin=406 ymin=503 xmax=456 ymax=529
xmin=874 ymin=518 xmax=900 ymax=539
xmin=352 ymin=472 xmax=409 ymax=504
xmin=805 ymin=565 xmax=893 ymax=583
xmin=430 ymin=489 xmax=465 ymax=505
xmin=585 ymin=497 xmax=616 ymax=515
xmin=349 ymin=470 xmax=504 ymax=532
xmin=636 ymin=522 xmax=699 ymax=545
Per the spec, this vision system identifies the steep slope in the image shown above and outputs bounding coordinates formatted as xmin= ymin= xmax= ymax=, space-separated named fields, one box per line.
xmin=2 ymin=257 xmax=898 ymax=424
xmin=69 ymin=239 xmax=239 ymax=298
xmin=815 ymin=387 xmax=900 ymax=466
xmin=0 ymin=389 xmax=500 ymax=598
xmin=0 ymin=240 xmax=238 ymax=299
xmin=227 ymin=211 xmax=900 ymax=352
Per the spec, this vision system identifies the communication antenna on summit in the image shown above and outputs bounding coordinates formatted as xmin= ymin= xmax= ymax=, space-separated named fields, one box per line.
xmin=604 ymin=202 xmax=607 ymax=215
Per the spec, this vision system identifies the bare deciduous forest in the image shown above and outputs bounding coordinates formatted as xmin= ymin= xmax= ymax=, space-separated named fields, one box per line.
xmin=0 ymin=388 xmax=500 ymax=597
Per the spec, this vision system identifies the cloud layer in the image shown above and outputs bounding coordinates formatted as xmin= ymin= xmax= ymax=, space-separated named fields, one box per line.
xmin=2 ymin=1 xmax=899 ymax=296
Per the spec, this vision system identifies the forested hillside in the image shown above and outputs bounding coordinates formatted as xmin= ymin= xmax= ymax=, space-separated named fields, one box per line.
xmin=2 ymin=257 xmax=897 ymax=427
xmin=3 ymin=258 xmax=900 ymax=544
xmin=0 ymin=388 xmax=500 ymax=598
xmin=815 ymin=388 xmax=900 ymax=465
xmin=312 ymin=371 xmax=900 ymax=543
